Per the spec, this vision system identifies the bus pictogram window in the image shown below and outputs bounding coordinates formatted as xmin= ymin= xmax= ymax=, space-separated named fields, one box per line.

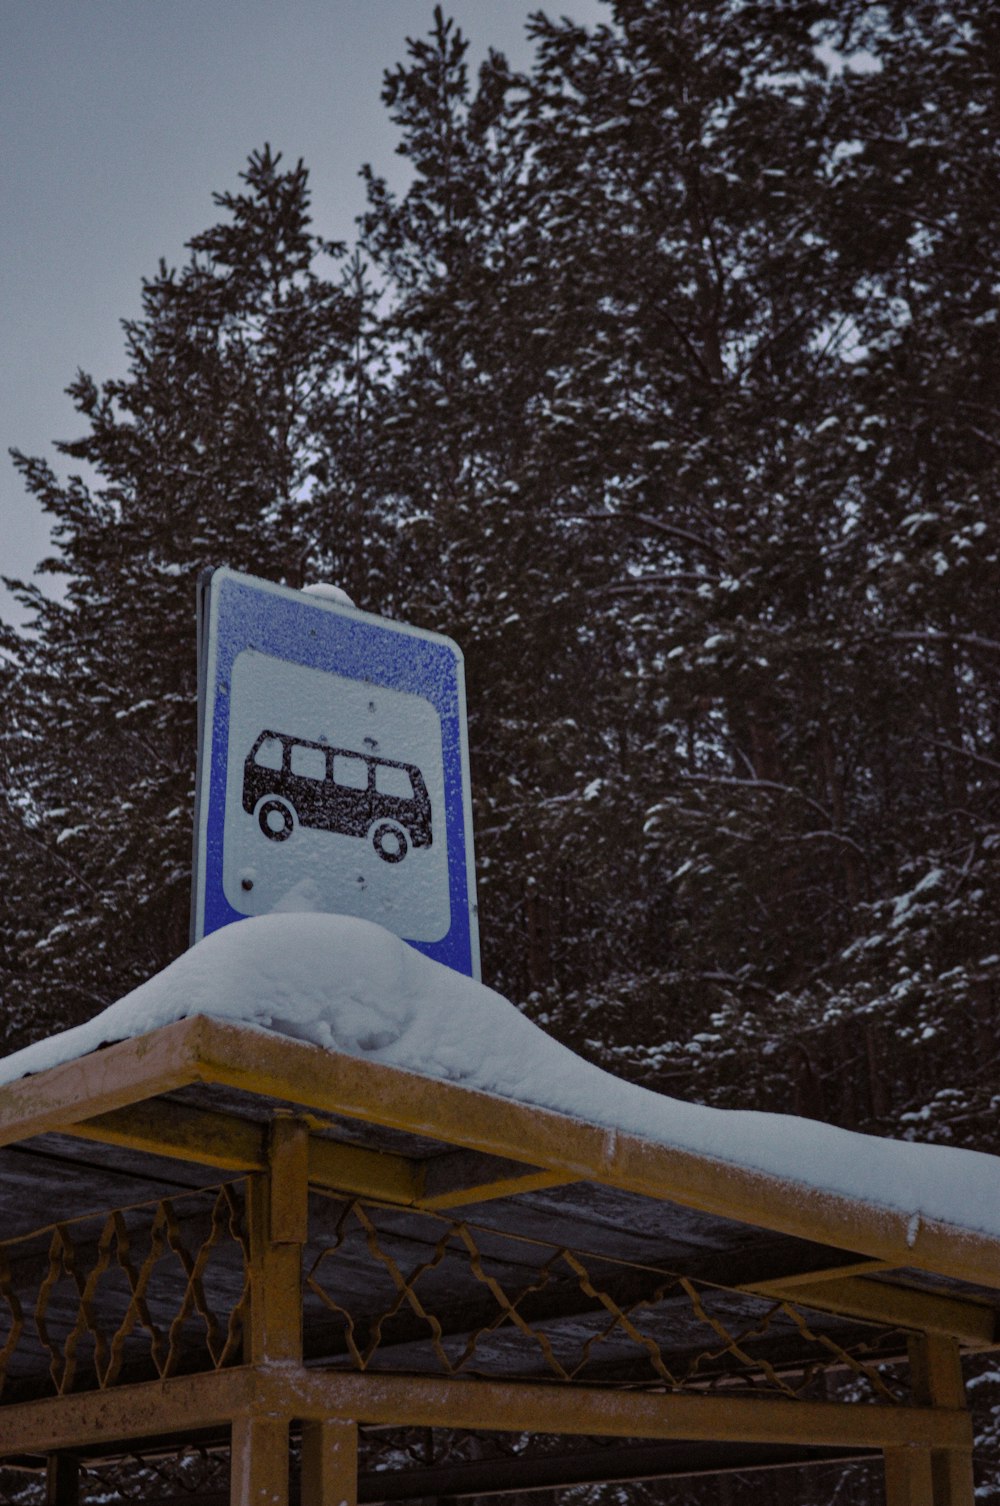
xmin=375 ymin=764 xmax=414 ymax=800
xmin=254 ymin=736 xmax=283 ymax=771
xmin=333 ymin=753 xmax=367 ymax=790
xmin=290 ymin=743 xmax=327 ymax=781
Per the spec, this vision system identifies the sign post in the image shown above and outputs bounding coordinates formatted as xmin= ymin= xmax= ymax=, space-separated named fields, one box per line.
xmin=192 ymin=568 xmax=480 ymax=979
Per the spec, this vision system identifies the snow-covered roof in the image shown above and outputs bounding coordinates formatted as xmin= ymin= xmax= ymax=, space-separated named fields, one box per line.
xmin=2 ymin=912 xmax=998 ymax=1253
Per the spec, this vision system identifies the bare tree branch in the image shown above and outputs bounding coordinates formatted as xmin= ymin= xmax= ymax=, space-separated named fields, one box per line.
xmin=923 ymin=739 xmax=1000 ymax=775
xmin=679 ymin=771 xmax=833 ymax=824
xmin=890 ymin=630 xmax=1000 ymax=656
xmin=777 ymin=829 xmax=868 ymax=858
xmin=569 ymin=512 xmax=724 ymax=559
xmin=598 ymin=573 xmax=718 ymax=595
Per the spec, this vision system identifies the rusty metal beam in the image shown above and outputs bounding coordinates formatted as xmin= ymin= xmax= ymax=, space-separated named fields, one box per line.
xmin=188 ymin=1016 xmax=1000 ymax=1290
xmin=309 ymin=1138 xmax=419 ymax=1204
xmin=283 ymin=1368 xmax=973 ymax=1451
xmin=754 ymin=1258 xmax=895 ymax=1287
xmin=0 ymin=1365 xmax=973 ymax=1462
xmin=2 ymin=1014 xmax=999 ymax=1292
xmin=0 ymin=1368 xmax=261 ymax=1457
xmin=0 ymin=1019 xmax=201 ymax=1148
xmin=247 ymin=1120 xmax=308 ymax=1366
xmin=356 ymin=1441 xmax=877 ymax=1499
xmin=58 ymin=1097 xmax=422 ymax=1206
xmin=416 ymin=1148 xmax=575 ymax=1209
xmin=749 ymin=1276 xmax=997 ymax=1349
xmin=0 ymin=1441 xmax=884 ymax=1500
xmin=62 ymin=1099 xmax=265 ymax=1172
xmin=909 ymin=1334 xmax=975 ymax=1504
xmin=884 ymin=1447 xmax=934 ymax=1506
xmin=56 ymin=1105 xmax=566 ymax=1210
xmin=230 ymin=1413 xmax=288 ymax=1506
xmin=301 ymin=1420 xmax=357 ymax=1506
xmin=45 ymin=1455 xmax=78 ymax=1505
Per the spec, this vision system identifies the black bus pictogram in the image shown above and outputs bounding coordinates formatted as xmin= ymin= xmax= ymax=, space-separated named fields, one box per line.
xmin=243 ymin=731 xmax=432 ymax=863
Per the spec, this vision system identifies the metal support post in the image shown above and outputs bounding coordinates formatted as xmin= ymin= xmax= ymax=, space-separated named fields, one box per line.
xmin=301 ymin=1419 xmax=358 ymax=1506
xmin=884 ymin=1447 xmax=934 ymax=1506
xmin=231 ymin=1415 xmax=289 ymax=1506
xmin=246 ymin=1114 xmax=309 ymax=1365
xmin=908 ymin=1334 xmax=975 ymax=1506
xmin=45 ymin=1456 xmax=78 ymax=1506
xmin=234 ymin=1113 xmax=310 ymax=1506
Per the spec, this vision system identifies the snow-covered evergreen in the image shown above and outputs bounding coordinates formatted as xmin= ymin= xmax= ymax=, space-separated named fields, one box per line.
xmin=2 ymin=8 xmax=998 ymax=1494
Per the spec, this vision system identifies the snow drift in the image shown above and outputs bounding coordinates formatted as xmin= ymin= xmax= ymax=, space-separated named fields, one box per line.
xmin=1 ymin=912 xmax=998 ymax=1240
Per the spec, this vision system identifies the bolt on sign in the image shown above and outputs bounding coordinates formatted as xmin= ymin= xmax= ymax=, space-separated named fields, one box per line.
xmin=191 ymin=568 xmax=480 ymax=979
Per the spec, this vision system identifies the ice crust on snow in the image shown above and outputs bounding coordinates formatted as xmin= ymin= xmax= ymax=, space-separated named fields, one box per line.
xmin=1 ymin=913 xmax=998 ymax=1241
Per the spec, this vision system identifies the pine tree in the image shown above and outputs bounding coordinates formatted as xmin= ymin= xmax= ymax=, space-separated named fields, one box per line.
xmin=776 ymin=0 xmax=1000 ymax=1148
xmin=3 ymin=14 xmax=998 ymax=1499
xmin=445 ymin=0 xmax=1000 ymax=1164
xmin=0 ymin=147 xmax=358 ymax=1046
xmin=4 ymin=1 xmax=997 ymax=1156
xmin=345 ymin=1 xmax=1000 ymax=1154
xmin=352 ymin=9 xmax=624 ymax=996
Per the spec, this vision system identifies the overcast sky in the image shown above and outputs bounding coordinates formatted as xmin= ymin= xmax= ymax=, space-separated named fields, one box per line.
xmin=2 ymin=0 xmax=605 ymax=622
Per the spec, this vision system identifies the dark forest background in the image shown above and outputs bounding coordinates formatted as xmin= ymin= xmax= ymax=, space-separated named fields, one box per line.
xmin=2 ymin=2 xmax=998 ymax=1499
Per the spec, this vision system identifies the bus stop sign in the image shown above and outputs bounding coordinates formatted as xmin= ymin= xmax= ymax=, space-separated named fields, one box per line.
xmin=192 ymin=568 xmax=480 ymax=979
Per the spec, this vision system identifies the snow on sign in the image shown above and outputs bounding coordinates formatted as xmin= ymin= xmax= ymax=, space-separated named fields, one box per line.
xmin=192 ymin=568 xmax=480 ymax=979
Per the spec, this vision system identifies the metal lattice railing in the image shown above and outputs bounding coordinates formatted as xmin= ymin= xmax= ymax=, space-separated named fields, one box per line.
xmin=0 ymin=1446 xmax=230 ymax=1505
xmin=0 ymin=1183 xmax=249 ymax=1399
xmin=304 ymin=1197 xmax=906 ymax=1402
xmin=0 ymin=1176 xmax=909 ymax=1406
xmin=80 ymin=1446 xmax=231 ymax=1502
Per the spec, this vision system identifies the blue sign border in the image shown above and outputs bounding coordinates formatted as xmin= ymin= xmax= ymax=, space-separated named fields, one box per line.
xmin=193 ymin=569 xmax=480 ymax=979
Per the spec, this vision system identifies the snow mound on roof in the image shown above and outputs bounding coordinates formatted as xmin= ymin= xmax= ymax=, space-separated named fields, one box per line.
xmin=0 ymin=914 xmax=586 ymax=1103
xmin=1 ymin=912 xmax=998 ymax=1239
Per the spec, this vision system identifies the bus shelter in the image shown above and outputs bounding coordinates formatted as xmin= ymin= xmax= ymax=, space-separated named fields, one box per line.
xmin=0 ymin=1013 xmax=997 ymax=1504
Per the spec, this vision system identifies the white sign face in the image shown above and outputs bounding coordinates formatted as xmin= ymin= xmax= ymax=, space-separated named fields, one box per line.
xmin=222 ymin=652 xmax=451 ymax=941
xmin=192 ymin=568 xmax=480 ymax=978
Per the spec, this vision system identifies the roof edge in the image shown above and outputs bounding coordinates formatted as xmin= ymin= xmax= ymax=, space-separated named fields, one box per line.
xmin=191 ymin=1016 xmax=1000 ymax=1292
xmin=1 ymin=1014 xmax=997 ymax=1292
xmin=0 ymin=1014 xmax=207 ymax=1146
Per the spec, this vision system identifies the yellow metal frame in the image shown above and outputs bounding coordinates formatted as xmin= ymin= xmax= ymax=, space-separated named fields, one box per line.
xmin=4 ymin=1015 xmax=997 ymax=1288
xmin=1 ymin=1012 xmax=995 ymax=1505
xmin=0 ymin=1367 xmax=974 ymax=1458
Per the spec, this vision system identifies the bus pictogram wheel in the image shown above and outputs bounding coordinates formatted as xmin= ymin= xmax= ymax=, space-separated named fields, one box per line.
xmin=371 ymin=821 xmax=408 ymax=863
xmin=257 ymin=797 xmax=296 ymax=842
